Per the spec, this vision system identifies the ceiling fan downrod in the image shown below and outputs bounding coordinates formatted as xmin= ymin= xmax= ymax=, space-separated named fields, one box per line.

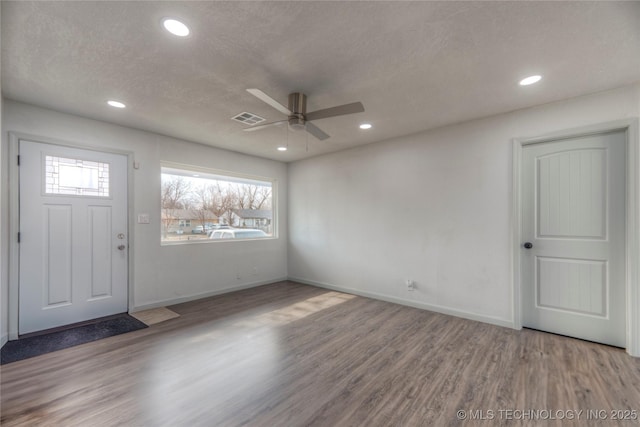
xmin=288 ymin=93 xmax=307 ymax=130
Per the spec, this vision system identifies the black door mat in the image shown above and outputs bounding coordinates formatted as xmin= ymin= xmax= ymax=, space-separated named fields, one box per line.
xmin=1 ymin=314 xmax=147 ymax=365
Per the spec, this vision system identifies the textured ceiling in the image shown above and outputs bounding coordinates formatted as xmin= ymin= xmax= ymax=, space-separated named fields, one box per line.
xmin=2 ymin=1 xmax=640 ymax=162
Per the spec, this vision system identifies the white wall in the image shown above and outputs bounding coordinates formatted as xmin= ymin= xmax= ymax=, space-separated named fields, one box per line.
xmin=288 ymin=84 xmax=640 ymax=327
xmin=1 ymin=100 xmax=287 ymax=338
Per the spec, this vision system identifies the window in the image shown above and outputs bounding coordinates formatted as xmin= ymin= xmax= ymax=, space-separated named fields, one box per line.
xmin=161 ymin=164 xmax=275 ymax=243
xmin=45 ymin=155 xmax=110 ymax=197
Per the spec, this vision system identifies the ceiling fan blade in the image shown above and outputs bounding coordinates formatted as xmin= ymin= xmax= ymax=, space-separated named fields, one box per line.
xmin=246 ymin=89 xmax=291 ymax=116
xmin=243 ymin=120 xmax=287 ymax=132
xmin=305 ymin=102 xmax=364 ymax=121
xmin=305 ymin=122 xmax=330 ymax=141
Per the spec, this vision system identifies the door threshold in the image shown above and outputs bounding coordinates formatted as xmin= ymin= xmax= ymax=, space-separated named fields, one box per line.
xmin=19 ymin=313 xmax=129 ymax=339
xmin=523 ymin=327 xmax=625 ymax=350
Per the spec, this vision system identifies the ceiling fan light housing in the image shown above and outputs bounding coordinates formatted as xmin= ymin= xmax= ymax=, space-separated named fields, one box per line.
xmin=288 ymin=116 xmax=306 ymax=131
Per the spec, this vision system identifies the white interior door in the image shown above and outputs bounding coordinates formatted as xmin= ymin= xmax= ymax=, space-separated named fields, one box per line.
xmin=19 ymin=140 xmax=128 ymax=335
xmin=521 ymin=130 xmax=626 ymax=347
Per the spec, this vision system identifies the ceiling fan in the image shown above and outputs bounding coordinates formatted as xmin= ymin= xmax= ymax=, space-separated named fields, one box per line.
xmin=244 ymin=88 xmax=365 ymax=141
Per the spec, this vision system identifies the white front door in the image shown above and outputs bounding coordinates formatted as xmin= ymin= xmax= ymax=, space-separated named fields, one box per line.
xmin=19 ymin=140 xmax=128 ymax=334
xmin=521 ymin=130 xmax=626 ymax=347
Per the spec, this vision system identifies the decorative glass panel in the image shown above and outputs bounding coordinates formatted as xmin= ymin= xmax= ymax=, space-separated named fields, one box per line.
xmin=45 ymin=155 xmax=110 ymax=197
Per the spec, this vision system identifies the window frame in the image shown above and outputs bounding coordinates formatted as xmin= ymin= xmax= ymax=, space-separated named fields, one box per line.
xmin=160 ymin=162 xmax=278 ymax=246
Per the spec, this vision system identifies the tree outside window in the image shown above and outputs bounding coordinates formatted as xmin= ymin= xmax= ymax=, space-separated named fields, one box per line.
xmin=161 ymin=166 xmax=275 ymax=243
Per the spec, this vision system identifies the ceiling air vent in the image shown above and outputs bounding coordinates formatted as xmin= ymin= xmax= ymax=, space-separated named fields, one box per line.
xmin=231 ymin=112 xmax=266 ymax=126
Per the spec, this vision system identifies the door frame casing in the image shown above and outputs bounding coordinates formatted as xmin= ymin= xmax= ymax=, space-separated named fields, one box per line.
xmin=7 ymin=132 xmax=135 ymax=340
xmin=512 ymin=118 xmax=640 ymax=357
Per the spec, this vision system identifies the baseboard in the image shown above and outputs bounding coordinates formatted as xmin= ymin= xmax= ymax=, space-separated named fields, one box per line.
xmin=131 ymin=277 xmax=288 ymax=312
xmin=289 ymin=276 xmax=514 ymax=329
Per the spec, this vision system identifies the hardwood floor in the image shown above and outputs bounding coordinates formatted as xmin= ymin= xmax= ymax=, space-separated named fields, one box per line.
xmin=2 ymin=281 xmax=639 ymax=426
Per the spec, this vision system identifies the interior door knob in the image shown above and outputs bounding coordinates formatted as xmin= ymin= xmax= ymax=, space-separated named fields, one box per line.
xmin=117 ymin=244 xmax=126 ymax=251
xmin=523 ymin=242 xmax=533 ymax=249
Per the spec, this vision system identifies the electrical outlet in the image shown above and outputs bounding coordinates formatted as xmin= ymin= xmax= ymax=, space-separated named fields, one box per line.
xmin=406 ymin=279 xmax=416 ymax=291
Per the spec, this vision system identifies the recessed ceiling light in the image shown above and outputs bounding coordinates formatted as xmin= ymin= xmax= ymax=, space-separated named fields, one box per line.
xmin=359 ymin=123 xmax=372 ymax=130
xmin=163 ymin=18 xmax=190 ymax=37
xmin=277 ymin=146 xmax=288 ymax=152
xmin=107 ymin=100 xmax=126 ymax=108
xmin=519 ymin=75 xmax=542 ymax=86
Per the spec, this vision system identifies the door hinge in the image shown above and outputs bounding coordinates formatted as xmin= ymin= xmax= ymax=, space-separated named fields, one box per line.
xmin=17 ymin=155 xmax=20 ymax=166
xmin=17 ymin=232 xmax=21 ymax=243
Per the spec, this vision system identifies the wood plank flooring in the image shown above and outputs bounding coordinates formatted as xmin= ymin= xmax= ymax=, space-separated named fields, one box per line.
xmin=2 ymin=281 xmax=639 ymax=426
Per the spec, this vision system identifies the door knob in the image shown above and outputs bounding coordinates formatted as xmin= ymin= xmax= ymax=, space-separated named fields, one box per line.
xmin=118 ymin=244 xmax=126 ymax=251
xmin=523 ymin=242 xmax=533 ymax=249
